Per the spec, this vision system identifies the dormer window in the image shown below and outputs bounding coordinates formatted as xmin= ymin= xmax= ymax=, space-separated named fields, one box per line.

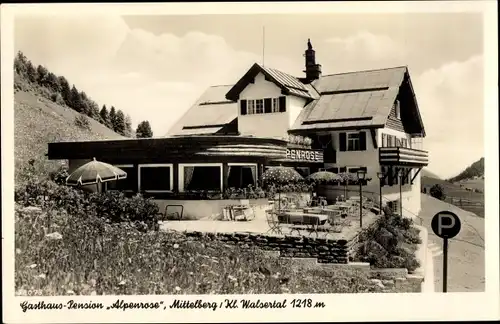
xmin=395 ymin=100 xmax=401 ymax=119
xmin=240 ymin=96 xmax=286 ymax=115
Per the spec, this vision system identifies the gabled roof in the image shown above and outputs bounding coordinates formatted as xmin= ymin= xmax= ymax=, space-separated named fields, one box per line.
xmin=167 ymin=85 xmax=237 ymax=136
xmin=290 ymin=66 xmax=426 ymax=135
xmin=225 ymin=63 xmax=314 ymax=101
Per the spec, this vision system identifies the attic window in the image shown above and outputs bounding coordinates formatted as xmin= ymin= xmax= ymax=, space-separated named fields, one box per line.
xmin=395 ymin=100 xmax=401 ymax=119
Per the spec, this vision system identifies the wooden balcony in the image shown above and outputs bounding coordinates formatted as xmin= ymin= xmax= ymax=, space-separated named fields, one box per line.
xmin=379 ymin=147 xmax=429 ymax=166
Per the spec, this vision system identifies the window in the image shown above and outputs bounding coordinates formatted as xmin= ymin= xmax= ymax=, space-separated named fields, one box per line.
xmin=228 ymin=163 xmax=257 ymax=189
xmin=347 ymin=133 xmax=360 ymax=151
xmin=395 ymin=100 xmax=401 ymax=119
xmin=242 ymin=96 xmax=285 ymax=115
xmin=381 ymin=133 xmax=387 ymax=147
xmin=255 ymin=99 xmax=264 ymax=114
xmin=294 ymin=167 xmax=310 ymax=178
xmin=180 ymin=164 xmax=222 ymax=192
xmin=339 ymin=132 xmax=366 ymax=151
xmin=247 ymin=100 xmax=255 ymax=115
xmin=138 ymin=164 xmax=173 ymax=192
xmin=106 ymin=164 xmax=136 ymax=192
xmin=272 ymin=98 xmax=280 ymax=113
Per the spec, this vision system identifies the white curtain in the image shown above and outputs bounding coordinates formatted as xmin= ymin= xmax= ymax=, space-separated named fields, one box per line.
xmin=249 ymin=166 xmax=257 ymax=186
xmin=184 ymin=166 xmax=195 ymax=191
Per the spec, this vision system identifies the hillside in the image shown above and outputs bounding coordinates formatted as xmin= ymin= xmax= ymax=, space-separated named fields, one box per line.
xmin=421 ymin=168 xmax=441 ymax=180
xmin=448 ymin=157 xmax=485 ymax=182
xmin=14 ymin=88 xmax=125 ymax=184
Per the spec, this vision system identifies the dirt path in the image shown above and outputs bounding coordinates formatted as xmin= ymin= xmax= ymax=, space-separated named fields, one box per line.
xmin=419 ymin=194 xmax=485 ymax=292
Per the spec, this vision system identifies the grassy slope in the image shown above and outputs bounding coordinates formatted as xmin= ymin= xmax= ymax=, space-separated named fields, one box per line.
xmin=419 ymin=194 xmax=484 ymax=292
xmin=14 ymin=87 xmax=125 ymax=184
xmin=421 ymin=175 xmax=484 ymax=217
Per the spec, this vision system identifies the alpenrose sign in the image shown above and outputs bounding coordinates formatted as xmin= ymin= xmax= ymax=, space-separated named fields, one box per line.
xmin=285 ymin=148 xmax=324 ymax=163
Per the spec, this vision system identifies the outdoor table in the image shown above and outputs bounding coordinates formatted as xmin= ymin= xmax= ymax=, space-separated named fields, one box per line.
xmin=279 ymin=211 xmax=328 ymax=226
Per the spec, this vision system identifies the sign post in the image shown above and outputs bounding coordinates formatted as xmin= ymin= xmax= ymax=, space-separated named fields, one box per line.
xmin=431 ymin=211 xmax=461 ymax=293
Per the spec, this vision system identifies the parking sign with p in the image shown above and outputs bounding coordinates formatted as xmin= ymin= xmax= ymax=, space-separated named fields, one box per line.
xmin=431 ymin=211 xmax=461 ymax=239
xmin=431 ymin=210 xmax=461 ymax=293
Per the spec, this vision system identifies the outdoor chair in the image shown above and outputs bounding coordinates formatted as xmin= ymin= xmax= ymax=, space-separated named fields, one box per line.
xmin=160 ymin=204 xmax=184 ymax=221
xmin=232 ymin=199 xmax=256 ymax=221
xmin=265 ymin=210 xmax=284 ymax=235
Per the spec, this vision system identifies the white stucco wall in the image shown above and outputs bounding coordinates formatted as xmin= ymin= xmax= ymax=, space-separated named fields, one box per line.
xmin=238 ymin=72 xmax=290 ymax=139
xmin=288 ymin=96 xmax=307 ymax=128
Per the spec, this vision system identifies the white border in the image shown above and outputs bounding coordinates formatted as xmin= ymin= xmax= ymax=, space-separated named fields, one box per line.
xmin=178 ymin=163 xmax=223 ymax=192
xmin=106 ymin=164 xmax=134 ymax=192
xmin=227 ymin=162 xmax=258 ymax=185
xmin=138 ymin=164 xmax=174 ymax=193
xmin=2 ymin=2 xmax=499 ymax=323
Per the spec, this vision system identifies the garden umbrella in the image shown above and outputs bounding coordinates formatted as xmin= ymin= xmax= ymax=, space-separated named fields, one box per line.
xmin=262 ymin=166 xmax=304 ymax=211
xmin=306 ymin=171 xmax=340 ymax=184
xmin=66 ymin=158 xmax=127 ymax=189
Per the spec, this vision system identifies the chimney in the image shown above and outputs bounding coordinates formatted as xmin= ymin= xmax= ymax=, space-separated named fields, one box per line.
xmin=303 ymin=38 xmax=322 ymax=83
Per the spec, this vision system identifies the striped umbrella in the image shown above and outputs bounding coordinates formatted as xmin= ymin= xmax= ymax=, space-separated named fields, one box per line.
xmin=66 ymin=158 xmax=127 ymax=186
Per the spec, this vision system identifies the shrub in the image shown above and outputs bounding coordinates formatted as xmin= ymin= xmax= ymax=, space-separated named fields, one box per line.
xmin=15 ymin=178 xmax=159 ymax=230
xmin=74 ymin=115 xmax=91 ymax=130
xmin=355 ymin=210 xmax=421 ymax=272
xmin=430 ymin=184 xmax=446 ymax=200
xmin=50 ymin=92 xmax=65 ymax=105
xmin=49 ymin=167 xmax=70 ymax=185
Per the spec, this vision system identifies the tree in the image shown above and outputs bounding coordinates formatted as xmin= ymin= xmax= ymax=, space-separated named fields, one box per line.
xmin=109 ymin=106 xmax=117 ymax=131
xmin=58 ymin=76 xmax=71 ymax=105
xmin=36 ymin=65 xmax=48 ymax=85
xmin=429 ymin=184 xmax=446 ymax=201
xmin=99 ymin=105 xmax=110 ymax=127
xmin=114 ymin=110 xmax=126 ymax=135
xmin=69 ymin=85 xmax=85 ymax=112
xmin=26 ymin=61 xmax=38 ymax=83
xmin=136 ymin=120 xmax=153 ymax=138
xmin=124 ymin=114 xmax=133 ymax=137
xmin=44 ymin=72 xmax=61 ymax=93
xmin=87 ymin=100 xmax=100 ymax=119
xmin=14 ymin=51 xmax=28 ymax=76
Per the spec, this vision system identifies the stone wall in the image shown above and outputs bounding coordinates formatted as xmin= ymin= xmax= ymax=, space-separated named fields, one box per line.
xmin=184 ymin=231 xmax=352 ymax=264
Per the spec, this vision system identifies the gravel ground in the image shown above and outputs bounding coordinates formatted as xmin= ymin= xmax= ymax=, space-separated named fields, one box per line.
xmin=419 ymin=194 xmax=485 ymax=292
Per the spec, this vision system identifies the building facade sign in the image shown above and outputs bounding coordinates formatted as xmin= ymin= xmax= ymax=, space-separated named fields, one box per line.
xmin=285 ymin=148 xmax=324 ymax=163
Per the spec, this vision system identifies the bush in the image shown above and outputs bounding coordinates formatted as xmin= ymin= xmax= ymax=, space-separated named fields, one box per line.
xmin=49 ymin=167 xmax=70 ymax=185
xmin=15 ymin=178 xmax=160 ymax=231
xmin=429 ymin=184 xmax=446 ymax=200
xmin=355 ymin=209 xmax=421 ymax=272
xmin=51 ymin=92 xmax=65 ymax=105
xmin=74 ymin=115 xmax=91 ymax=130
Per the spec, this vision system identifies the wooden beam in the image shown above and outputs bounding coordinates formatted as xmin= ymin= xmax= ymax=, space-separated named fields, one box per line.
xmin=370 ymin=129 xmax=378 ymax=149
xmin=411 ymin=167 xmax=422 ymax=184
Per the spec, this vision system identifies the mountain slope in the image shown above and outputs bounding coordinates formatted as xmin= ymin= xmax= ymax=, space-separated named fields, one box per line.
xmin=448 ymin=157 xmax=484 ymax=182
xmin=421 ymin=168 xmax=441 ymax=180
xmin=14 ymin=89 xmax=125 ymax=184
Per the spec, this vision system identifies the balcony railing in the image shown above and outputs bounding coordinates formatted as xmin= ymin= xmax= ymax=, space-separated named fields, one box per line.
xmin=379 ymin=147 xmax=429 ymax=166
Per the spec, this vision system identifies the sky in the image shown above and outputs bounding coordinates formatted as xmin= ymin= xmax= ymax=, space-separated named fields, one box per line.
xmin=13 ymin=12 xmax=484 ymax=179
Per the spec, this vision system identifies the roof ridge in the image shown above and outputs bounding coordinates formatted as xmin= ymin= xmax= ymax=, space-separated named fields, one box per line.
xmin=320 ymin=65 xmax=408 ymax=77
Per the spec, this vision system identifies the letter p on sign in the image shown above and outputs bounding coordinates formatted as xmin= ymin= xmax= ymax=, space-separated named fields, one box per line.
xmin=431 ymin=211 xmax=461 ymax=239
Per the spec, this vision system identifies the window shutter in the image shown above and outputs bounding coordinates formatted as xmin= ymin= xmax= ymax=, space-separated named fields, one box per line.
xmin=278 ymin=96 xmax=286 ymax=112
xmin=240 ymin=100 xmax=247 ymax=115
xmin=393 ymin=167 xmax=399 ymax=185
xmin=264 ymin=98 xmax=272 ymax=113
xmin=339 ymin=132 xmax=347 ymax=151
xmin=359 ymin=131 xmax=367 ymax=150
xmin=382 ymin=133 xmax=387 ymax=147
xmin=396 ymin=138 xmax=400 ymax=147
